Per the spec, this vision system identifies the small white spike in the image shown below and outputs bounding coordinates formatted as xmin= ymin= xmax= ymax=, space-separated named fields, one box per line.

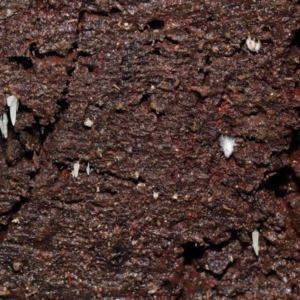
xmin=72 ymin=161 xmax=80 ymax=178
xmin=0 ymin=113 xmax=8 ymax=138
xmin=7 ymin=95 xmax=16 ymax=107
xmin=15 ymin=98 xmax=19 ymax=112
xmin=7 ymin=95 xmax=19 ymax=126
xmin=153 ymin=191 xmax=159 ymax=199
xmin=10 ymin=98 xmax=18 ymax=126
xmin=2 ymin=112 xmax=8 ymax=125
xmin=86 ymin=162 xmax=90 ymax=175
xmin=252 ymin=229 xmax=259 ymax=256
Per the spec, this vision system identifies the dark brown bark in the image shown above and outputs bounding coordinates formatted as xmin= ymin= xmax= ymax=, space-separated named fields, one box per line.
xmin=0 ymin=0 xmax=299 ymax=298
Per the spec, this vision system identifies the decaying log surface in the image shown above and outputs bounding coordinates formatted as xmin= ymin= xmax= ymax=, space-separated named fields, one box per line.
xmin=0 ymin=0 xmax=300 ymax=298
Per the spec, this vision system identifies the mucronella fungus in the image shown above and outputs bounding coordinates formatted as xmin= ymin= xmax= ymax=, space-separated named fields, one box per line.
xmin=219 ymin=135 xmax=236 ymax=158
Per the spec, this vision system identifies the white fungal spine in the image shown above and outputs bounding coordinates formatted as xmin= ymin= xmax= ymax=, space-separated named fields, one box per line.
xmin=0 ymin=113 xmax=8 ymax=138
xmin=246 ymin=36 xmax=261 ymax=53
xmin=252 ymin=229 xmax=259 ymax=256
xmin=219 ymin=135 xmax=236 ymax=158
xmin=7 ymin=95 xmax=19 ymax=126
xmin=84 ymin=118 xmax=93 ymax=127
xmin=72 ymin=161 xmax=80 ymax=178
xmin=86 ymin=162 xmax=91 ymax=175
xmin=153 ymin=191 xmax=159 ymax=199
xmin=86 ymin=162 xmax=94 ymax=175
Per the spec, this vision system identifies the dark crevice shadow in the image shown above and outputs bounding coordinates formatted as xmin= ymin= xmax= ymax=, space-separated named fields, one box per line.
xmin=291 ymin=28 xmax=300 ymax=47
xmin=263 ymin=166 xmax=300 ymax=197
xmin=78 ymin=51 xmax=92 ymax=57
xmin=147 ymin=19 xmax=164 ymax=30
xmin=260 ymin=130 xmax=300 ymax=197
xmin=287 ymin=129 xmax=300 ymax=154
xmin=139 ymin=94 xmax=150 ymax=104
xmin=8 ymin=56 xmax=33 ymax=69
xmin=165 ymin=36 xmax=179 ymax=45
xmin=180 ymin=242 xmax=206 ymax=264
xmin=110 ymin=6 xmax=122 ymax=14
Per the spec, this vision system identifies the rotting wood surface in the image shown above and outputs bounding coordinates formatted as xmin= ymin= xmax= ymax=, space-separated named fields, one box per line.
xmin=0 ymin=0 xmax=300 ymax=299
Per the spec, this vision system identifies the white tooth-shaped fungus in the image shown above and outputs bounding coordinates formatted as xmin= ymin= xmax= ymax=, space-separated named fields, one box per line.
xmin=219 ymin=135 xmax=236 ymax=158
xmin=153 ymin=191 xmax=159 ymax=199
xmin=84 ymin=118 xmax=93 ymax=127
xmin=0 ymin=113 xmax=8 ymax=138
xmin=7 ymin=95 xmax=15 ymax=106
xmin=72 ymin=161 xmax=80 ymax=178
xmin=246 ymin=36 xmax=261 ymax=53
xmin=86 ymin=162 xmax=93 ymax=175
xmin=252 ymin=229 xmax=259 ymax=256
xmin=7 ymin=95 xmax=19 ymax=126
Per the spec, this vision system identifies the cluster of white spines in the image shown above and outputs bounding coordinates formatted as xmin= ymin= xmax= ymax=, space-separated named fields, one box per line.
xmin=4 ymin=94 xmax=93 ymax=180
xmin=0 ymin=95 xmax=19 ymax=138
xmin=71 ymin=161 xmax=93 ymax=178
xmin=219 ymin=135 xmax=236 ymax=158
